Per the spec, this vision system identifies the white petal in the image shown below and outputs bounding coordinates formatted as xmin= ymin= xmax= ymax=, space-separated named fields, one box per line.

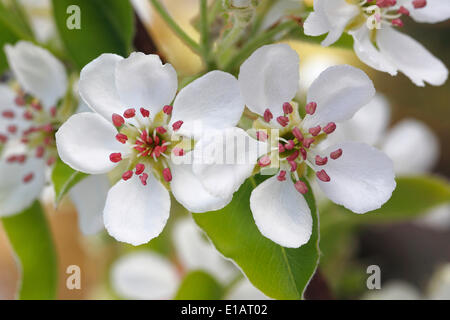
xmin=111 ymin=251 xmax=179 ymax=300
xmin=381 ymin=119 xmax=439 ymax=174
xmin=104 ymin=174 xmax=170 ymax=246
xmin=238 ymin=44 xmax=299 ymax=119
xmin=5 ymin=41 xmax=67 ymax=109
xmin=320 ymin=94 xmax=391 ymax=148
xmin=250 ymin=175 xmax=312 ymax=248
xmin=56 ymin=112 xmax=125 ymax=174
xmin=192 ymin=127 xmax=266 ymax=199
xmin=0 ymin=84 xmax=29 ymax=137
xmin=404 ymin=0 xmax=450 ymax=23
xmin=169 ymin=155 xmax=233 ymax=213
xmin=377 ymin=27 xmax=448 ymax=86
xmin=304 ymin=0 xmax=359 ymax=46
xmin=115 ymin=52 xmax=177 ymax=115
xmin=303 ymin=65 xmax=375 ymax=128
xmin=79 ymin=53 xmax=124 ymax=121
xmin=69 ymin=174 xmax=110 ymax=235
xmin=172 ymin=218 xmax=236 ymax=284
xmin=226 ymin=279 xmax=271 ymax=300
xmin=317 ymin=142 xmax=396 ymax=214
xmin=0 ymin=157 xmax=46 ymax=217
xmin=171 ymin=71 xmax=243 ymax=139
xmin=349 ymin=26 xmax=398 ymax=75
xmin=260 ymin=0 xmax=304 ymax=30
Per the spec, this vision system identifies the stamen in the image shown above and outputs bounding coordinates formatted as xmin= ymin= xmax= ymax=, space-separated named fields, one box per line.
xmin=256 ymin=131 xmax=268 ymax=141
xmin=283 ymin=102 xmax=293 ymax=115
xmin=172 ymin=120 xmax=183 ymax=131
xmin=277 ymin=170 xmax=287 ymax=181
xmin=316 ymin=170 xmax=331 ymax=182
xmin=294 ymin=181 xmax=308 ymax=194
xmin=276 ymin=116 xmax=289 ymax=127
xmin=123 ymin=108 xmax=136 ymax=118
xmin=308 ymin=126 xmax=321 ymax=137
xmin=285 ymin=140 xmax=295 ymax=150
xmin=46 ymin=157 xmax=56 ymax=166
xmin=398 ymin=6 xmax=409 ymax=15
xmin=0 ymin=134 xmax=7 ymax=144
xmin=258 ymin=155 xmax=271 ymax=167
xmin=2 ymin=110 xmax=14 ymax=118
xmin=50 ymin=107 xmax=57 ymax=118
xmin=287 ymin=150 xmax=300 ymax=162
xmin=135 ymin=163 xmax=145 ymax=175
xmin=23 ymin=173 xmax=34 ymax=183
xmin=140 ymin=173 xmax=149 ymax=186
xmin=122 ymin=170 xmax=133 ymax=181
xmin=323 ymin=122 xmax=336 ymax=134
xmin=42 ymin=124 xmax=53 ymax=133
xmin=330 ymin=148 xmax=343 ymax=160
xmin=31 ymin=102 xmax=42 ymax=111
xmin=15 ymin=96 xmax=26 ymax=106
xmin=412 ymin=0 xmax=426 ymax=9
xmin=305 ymin=102 xmax=317 ymax=115
xmin=140 ymin=108 xmax=150 ymax=118
xmin=315 ymin=155 xmax=328 ymax=166
xmin=172 ymin=147 xmax=184 ymax=156
xmin=263 ymin=109 xmax=273 ymax=122
xmin=162 ymin=168 xmax=172 ymax=182
xmin=292 ymin=127 xmax=303 ymax=141
xmin=300 ymin=147 xmax=307 ymax=160
xmin=303 ymin=138 xmax=315 ymax=148
xmin=109 ymin=153 xmax=122 ymax=163
xmin=7 ymin=125 xmax=17 ymax=134
xmin=391 ymin=18 xmax=403 ymax=27
xmin=163 ymin=105 xmax=173 ymax=115
xmin=23 ymin=110 xmax=33 ymax=120
xmin=156 ymin=126 xmax=167 ymax=134
xmin=7 ymin=155 xmax=17 ymax=163
xmin=35 ymin=146 xmax=45 ymax=158
xmin=116 ymin=133 xmax=128 ymax=144
xmin=17 ymin=155 xmax=26 ymax=163
xmin=112 ymin=113 xmax=125 ymax=127
xmin=289 ymin=160 xmax=298 ymax=172
xmin=278 ymin=143 xmax=285 ymax=153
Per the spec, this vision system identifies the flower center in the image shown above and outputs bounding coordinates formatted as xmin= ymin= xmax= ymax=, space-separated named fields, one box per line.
xmin=108 ymin=106 xmax=186 ymax=186
xmin=253 ymin=102 xmax=343 ymax=195
xmin=1 ymin=87 xmax=59 ymax=184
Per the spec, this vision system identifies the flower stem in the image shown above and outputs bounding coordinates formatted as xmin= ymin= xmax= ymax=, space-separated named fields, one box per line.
xmin=149 ymin=0 xmax=201 ymax=54
xmin=199 ymin=0 xmax=215 ymax=70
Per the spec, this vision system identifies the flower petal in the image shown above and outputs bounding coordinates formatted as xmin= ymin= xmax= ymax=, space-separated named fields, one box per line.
xmin=171 ymin=71 xmax=243 ymax=139
xmin=402 ymin=0 xmax=450 ymax=23
xmin=0 ymin=157 xmax=46 ymax=217
xmin=79 ymin=53 xmax=124 ymax=121
xmin=317 ymin=142 xmax=396 ymax=214
xmin=172 ymin=218 xmax=236 ymax=284
xmin=5 ymin=41 xmax=67 ymax=109
xmin=104 ymin=174 xmax=170 ymax=246
xmin=169 ymin=155 xmax=233 ymax=213
xmin=192 ymin=127 xmax=266 ymax=199
xmin=56 ymin=112 xmax=125 ymax=174
xmin=320 ymin=94 xmax=391 ymax=148
xmin=250 ymin=175 xmax=312 ymax=248
xmin=376 ymin=27 xmax=448 ymax=86
xmin=304 ymin=0 xmax=359 ymax=46
xmin=238 ymin=44 xmax=299 ymax=119
xmin=349 ymin=26 xmax=398 ymax=75
xmin=115 ymin=52 xmax=177 ymax=115
xmin=381 ymin=119 xmax=439 ymax=174
xmin=303 ymin=65 xmax=375 ymax=128
xmin=111 ymin=251 xmax=179 ymax=300
xmin=69 ymin=174 xmax=110 ymax=235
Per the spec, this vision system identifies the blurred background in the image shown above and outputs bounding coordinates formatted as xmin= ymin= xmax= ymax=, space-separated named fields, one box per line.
xmin=0 ymin=0 xmax=448 ymax=299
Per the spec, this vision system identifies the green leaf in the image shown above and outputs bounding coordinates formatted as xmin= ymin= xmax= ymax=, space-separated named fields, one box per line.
xmin=1 ymin=201 xmax=58 ymax=299
xmin=52 ymin=158 xmax=87 ymax=205
xmin=194 ymin=177 xmax=319 ymax=300
xmin=51 ymin=0 xmax=134 ymax=69
xmin=174 ymin=270 xmax=224 ymax=300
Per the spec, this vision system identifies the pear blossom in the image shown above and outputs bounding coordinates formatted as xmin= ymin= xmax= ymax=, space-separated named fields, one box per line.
xmin=110 ymin=218 xmax=269 ymax=300
xmin=55 ymin=52 xmax=245 ymax=245
xmin=196 ymin=44 xmax=396 ymax=248
xmin=0 ymin=42 xmax=107 ymax=231
xmin=303 ymin=0 xmax=450 ymax=86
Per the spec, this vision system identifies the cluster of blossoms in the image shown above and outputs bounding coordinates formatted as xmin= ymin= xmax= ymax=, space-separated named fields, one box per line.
xmin=304 ymin=0 xmax=450 ymax=86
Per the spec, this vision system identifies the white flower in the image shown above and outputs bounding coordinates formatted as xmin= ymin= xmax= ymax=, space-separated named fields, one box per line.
xmin=0 ymin=41 xmax=109 ymax=236
xmin=55 ymin=52 xmax=245 ymax=245
xmin=210 ymin=43 xmax=395 ymax=248
xmin=110 ymin=217 xmax=268 ymax=300
xmin=304 ymin=0 xmax=450 ymax=86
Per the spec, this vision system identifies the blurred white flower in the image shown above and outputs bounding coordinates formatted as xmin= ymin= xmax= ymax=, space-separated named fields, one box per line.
xmin=110 ymin=218 xmax=269 ymax=300
xmin=304 ymin=0 xmax=450 ymax=86
xmin=19 ymin=0 xmax=56 ymax=43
